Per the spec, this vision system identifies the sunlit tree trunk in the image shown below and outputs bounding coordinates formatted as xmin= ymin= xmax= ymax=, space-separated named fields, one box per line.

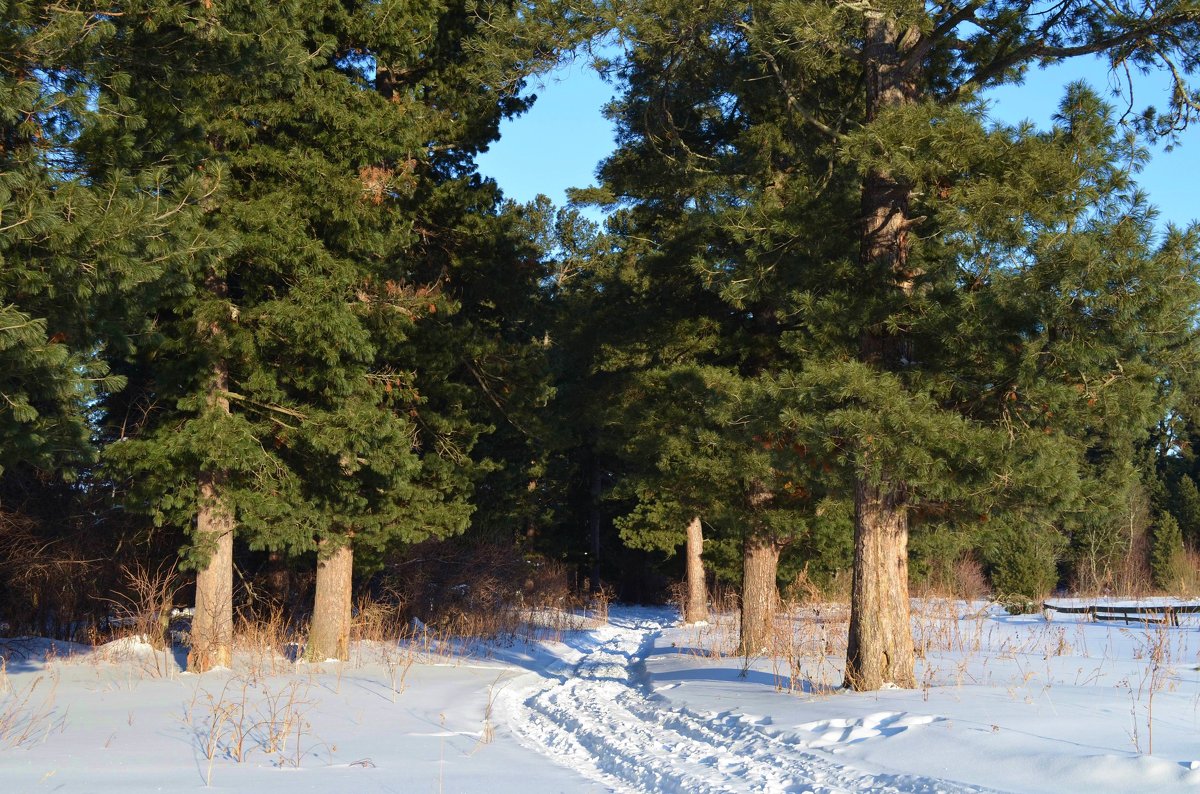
xmin=845 ymin=477 xmax=914 ymax=689
xmin=188 ymin=360 xmax=234 ymax=673
xmin=308 ymin=541 xmax=353 ymax=662
xmin=684 ymin=515 xmax=709 ymax=624
xmin=845 ymin=13 xmax=919 ymax=691
xmin=739 ymin=532 xmax=780 ymax=655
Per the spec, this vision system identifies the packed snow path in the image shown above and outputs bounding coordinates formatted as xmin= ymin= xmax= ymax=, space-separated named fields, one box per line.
xmin=503 ymin=607 xmax=995 ymax=794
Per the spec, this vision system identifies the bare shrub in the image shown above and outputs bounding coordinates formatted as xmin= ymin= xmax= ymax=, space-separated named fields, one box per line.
xmin=0 ymin=510 xmax=102 ymax=638
xmin=353 ymin=590 xmax=409 ymax=645
xmin=184 ymin=674 xmax=315 ymax=784
xmin=375 ymin=541 xmax=594 ymax=644
xmin=1180 ymin=549 xmax=1200 ymax=597
xmin=952 ymin=554 xmax=990 ymax=601
xmin=708 ymin=582 xmax=740 ymax=616
xmin=104 ymin=562 xmax=181 ymax=651
xmin=772 ymin=599 xmax=849 ymax=695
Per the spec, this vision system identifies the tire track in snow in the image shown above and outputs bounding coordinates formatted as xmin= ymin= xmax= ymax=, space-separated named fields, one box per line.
xmin=503 ymin=607 xmax=997 ymax=794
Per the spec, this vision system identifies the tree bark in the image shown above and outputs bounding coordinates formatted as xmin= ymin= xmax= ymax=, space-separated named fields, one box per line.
xmin=188 ymin=269 xmax=234 ymax=673
xmin=308 ymin=541 xmax=353 ymax=662
xmin=844 ymin=12 xmax=920 ymax=692
xmin=845 ymin=477 xmax=915 ymax=689
xmin=188 ymin=469 xmax=234 ymax=672
xmin=683 ymin=515 xmax=709 ymax=624
xmin=739 ymin=533 xmax=780 ymax=655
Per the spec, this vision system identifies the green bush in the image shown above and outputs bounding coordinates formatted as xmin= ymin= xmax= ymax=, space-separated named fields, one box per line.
xmin=983 ymin=524 xmax=1060 ymax=609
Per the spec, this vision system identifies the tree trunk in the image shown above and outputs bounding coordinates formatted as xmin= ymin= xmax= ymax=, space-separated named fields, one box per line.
xmin=588 ymin=453 xmax=602 ymax=595
xmin=188 ymin=286 xmax=234 ymax=673
xmin=308 ymin=541 xmax=353 ymax=662
xmin=844 ymin=477 xmax=915 ymax=689
xmin=188 ymin=475 xmax=234 ymax=671
xmin=375 ymin=63 xmax=402 ymax=103
xmin=739 ymin=533 xmax=780 ymax=655
xmin=844 ymin=12 xmax=920 ymax=692
xmin=684 ymin=515 xmax=709 ymax=624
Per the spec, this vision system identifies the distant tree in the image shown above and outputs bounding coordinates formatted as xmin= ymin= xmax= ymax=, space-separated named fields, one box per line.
xmin=1151 ymin=512 xmax=1188 ymax=592
xmin=1171 ymin=475 xmax=1200 ymax=546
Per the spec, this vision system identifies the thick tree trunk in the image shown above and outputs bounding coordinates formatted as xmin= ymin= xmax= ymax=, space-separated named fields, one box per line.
xmin=739 ymin=533 xmax=780 ymax=655
xmin=844 ymin=12 xmax=920 ymax=692
xmin=684 ymin=515 xmax=709 ymax=624
xmin=845 ymin=478 xmax=915 ymax=689
xmin=308 ymin=541 xmax=353 ymax=662
xmin=188 ymin=470 xmax=234 ymax=672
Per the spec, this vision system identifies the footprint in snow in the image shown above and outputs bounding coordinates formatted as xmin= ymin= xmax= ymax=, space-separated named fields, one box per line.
xmin=797 ymin=711 xmax=946 ymax=748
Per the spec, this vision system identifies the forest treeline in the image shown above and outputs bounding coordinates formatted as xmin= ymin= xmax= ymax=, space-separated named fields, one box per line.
xmin=2 ymin=1 xmax=1199 ymax=688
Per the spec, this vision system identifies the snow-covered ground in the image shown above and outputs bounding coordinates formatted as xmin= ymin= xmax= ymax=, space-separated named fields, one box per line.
xmin=3 ymin=600 xmax=1200 ymax=792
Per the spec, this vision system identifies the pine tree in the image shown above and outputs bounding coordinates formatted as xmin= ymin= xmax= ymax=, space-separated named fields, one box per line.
xmin=97 ymin=1 xmax=588 ymax=666
xmin=593 ymin=0 xmax=1199 ymax=688
xmin=1152 ymin=512 xmax=1187 ymax=592
xmin=811 ymin=0 xmax=1197 ymax=692
xmin=0 ymin=4 xmax=206 ymax=479
xmin=567 ymin=0 xmax=863 ymax=649
xmin=1171 ymin=475 xmax=1200 ymax=545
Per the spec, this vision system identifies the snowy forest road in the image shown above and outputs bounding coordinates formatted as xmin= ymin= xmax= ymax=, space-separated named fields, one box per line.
xmin=501 ymin=607 xmax=997 ymax=794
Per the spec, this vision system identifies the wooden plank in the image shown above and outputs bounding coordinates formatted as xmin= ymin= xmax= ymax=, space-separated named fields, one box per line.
xmin=1093 ymin=612 xmax=1165 ymax=625
xmin=1042 ymin=602 xmax=1190 ymax=626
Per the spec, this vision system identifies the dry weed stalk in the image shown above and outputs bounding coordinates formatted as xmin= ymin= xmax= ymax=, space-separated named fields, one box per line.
xmin=101 ymin=562 xmax=182 ymax=677
xmin=1122 ymin=622 xmax=1181 ymax=755
xmin=769 ymin=599 xmax=848 ymax=695
xmin=473 ymin=672 xmax=509 ymax=753
xmin=0 ymin=672 xmax=61 ymax=749
xmin=186 ymin=673 xmax=314 ymax=785
xmin=234 ymin=606 xmax=297 ymax=679
xmin=913 ymin=598 xmax=968 ymax=655
xmin=362 ymin=641 xmax=418 ymax=702
xmin=671 ymin=594 xmax=849 ymax=695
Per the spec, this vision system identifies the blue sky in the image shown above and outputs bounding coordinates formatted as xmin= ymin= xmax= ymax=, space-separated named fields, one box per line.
xmin=478 ymin=56 xmax=1198 ymax=230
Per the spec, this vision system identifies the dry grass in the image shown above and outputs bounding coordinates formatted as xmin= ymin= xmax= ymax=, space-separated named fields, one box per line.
xmin=188 ymin=545 xmax=612 ymax=682
xmin=665 ymin=589 xmax=850 ymax=696
xmin=233 ymin=606 xmax=301 ymax=679
xmin=362 ymin=543 xmax=603 ymax=654
xmin=0 ymin=659 xmax=62 ymax=750
xmin=182 ymin=673 xmax=315 ymax=785
xmin=667 ymin=565 xmax=1200 ymax=712
xmin=770 ymin=600 xmax=850 ymax=694
xmin=100 ymin=562 xmax=182 ymax=664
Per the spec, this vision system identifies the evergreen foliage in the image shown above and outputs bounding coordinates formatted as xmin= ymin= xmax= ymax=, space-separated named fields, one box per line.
xmin=1151 ymin=511 xmax=1188 ymax=592
xmin=95 ymin=1 xmax=570 ymax=578
xmin=570 ymin=0 xmax=862 ymax=599
xmin=1170 ymin=474 xmax=1200 ymax=546
xmin=0 ymin=1 xmax=1197 ymax=674
xmin=983 ymin=523 xmax=1062 ymax=606
xmin=0 ymin=3 xmax=203 ymax=477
